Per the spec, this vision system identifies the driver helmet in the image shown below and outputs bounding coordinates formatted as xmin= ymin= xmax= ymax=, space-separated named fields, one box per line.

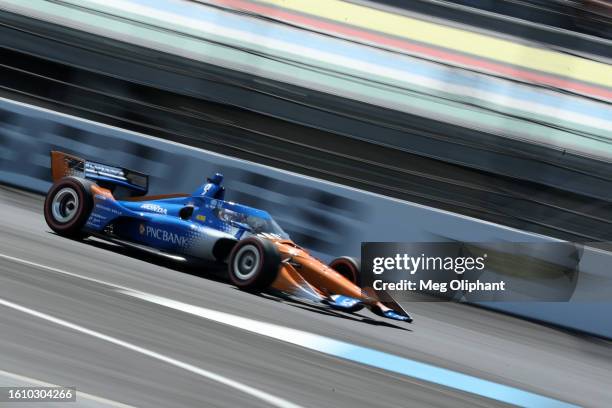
xmin=207 ymin=172 xmax=224 ymax=185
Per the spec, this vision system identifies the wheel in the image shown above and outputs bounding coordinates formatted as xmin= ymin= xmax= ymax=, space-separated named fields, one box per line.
xmin=329 ymin=256 xmax=361 ymax=286
xmin=44 ymin=176 xmax=94 ymax=238
xmin=228 ymin=237 xmax=281 ymax=291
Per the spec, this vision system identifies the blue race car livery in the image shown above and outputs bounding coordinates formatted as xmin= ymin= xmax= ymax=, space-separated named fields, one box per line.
xmin=44 ymin=151 xmax=412 ymax=323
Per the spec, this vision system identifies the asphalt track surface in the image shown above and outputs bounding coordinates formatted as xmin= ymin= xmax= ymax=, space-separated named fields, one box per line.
xmin=1 ymin=185 xmax=611 ymax=408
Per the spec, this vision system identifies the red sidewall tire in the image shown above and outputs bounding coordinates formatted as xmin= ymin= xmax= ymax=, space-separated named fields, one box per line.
xmin=44 ymin=177 xmax=94 ymax=238
xmin=329 ymin=256 xmax=361 ymax=286
xmin=228 ymin=237 xmax=281 ymax=292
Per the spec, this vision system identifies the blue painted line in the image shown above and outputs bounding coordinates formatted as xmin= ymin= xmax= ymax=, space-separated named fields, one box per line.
xmin=332 ymin=344 xmax=579 ymax=408
xmin=124 ymin=0 xmax=611 ymax=123
xmin=124 ymin=290 xmax=580 ymax=408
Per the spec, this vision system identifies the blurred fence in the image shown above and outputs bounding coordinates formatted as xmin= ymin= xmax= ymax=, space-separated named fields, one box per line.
xmin=1 ymin=97 xmax=611 ymax=338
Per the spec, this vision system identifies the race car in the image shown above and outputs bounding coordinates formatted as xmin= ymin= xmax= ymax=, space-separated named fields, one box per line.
xmin=44 ymin=151 xmax=412 ymax=323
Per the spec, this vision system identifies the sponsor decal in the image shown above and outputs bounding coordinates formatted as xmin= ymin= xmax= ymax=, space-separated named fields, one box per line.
xmin=142 ymin=225 xmax=187 ymax=246
xmin=140 ymin=203 xmax=168 ymax=214
xmin=85 ymin=162 xmax=125 ymax=178
xmin=205 ymin=199 xmax=221 ymax=209
xmin=96 ymin=205 xmax=120 ymax=215
xmin=196 ymin=215 xmax=206 ymax=222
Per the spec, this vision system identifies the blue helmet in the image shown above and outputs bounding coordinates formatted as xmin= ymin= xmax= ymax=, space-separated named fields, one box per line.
xmin=207 ymin=173 xmax=223 ymax=185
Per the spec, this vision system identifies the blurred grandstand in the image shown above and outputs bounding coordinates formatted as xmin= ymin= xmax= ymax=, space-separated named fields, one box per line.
xmin=373 ymin=0 xmax=612 ymax=39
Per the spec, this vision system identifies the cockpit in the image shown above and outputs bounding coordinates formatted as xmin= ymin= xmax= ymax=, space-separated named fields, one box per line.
xmin=214 ymin=207 xmax=289 ymax=238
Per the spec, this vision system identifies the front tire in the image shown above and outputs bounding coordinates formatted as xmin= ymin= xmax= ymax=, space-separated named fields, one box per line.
xmin=329 ymin=256 xmax=361 ymax=286
xmin=228 ymin=237 xmax=280 ymax=291
xmin=44 ymin=177 xmax=94 ymax=238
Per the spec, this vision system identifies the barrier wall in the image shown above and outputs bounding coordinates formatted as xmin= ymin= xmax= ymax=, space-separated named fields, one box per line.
xmin=1 ymin=97 xmax=610 ymax=338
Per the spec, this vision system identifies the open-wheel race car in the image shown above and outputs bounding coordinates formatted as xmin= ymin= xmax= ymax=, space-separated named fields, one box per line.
xmin=44 ymin=151 xmax=412 ymax=323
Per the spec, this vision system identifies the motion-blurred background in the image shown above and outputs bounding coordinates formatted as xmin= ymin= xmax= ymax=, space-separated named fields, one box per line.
xmin=0 ymin=0 xmax=611 ymax=334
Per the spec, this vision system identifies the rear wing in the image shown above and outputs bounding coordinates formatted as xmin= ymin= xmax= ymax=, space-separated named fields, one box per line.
xmin=50 ymin=151 xmax=148 ymax=195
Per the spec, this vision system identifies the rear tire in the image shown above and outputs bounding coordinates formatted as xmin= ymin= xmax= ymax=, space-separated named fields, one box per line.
xmin=329 ymin=256 xmax=361 ymax=286
xmin=44 ymin=177 xmax=94 ymax=238
xmin=228 ymin=237 xmax=280 ymax=291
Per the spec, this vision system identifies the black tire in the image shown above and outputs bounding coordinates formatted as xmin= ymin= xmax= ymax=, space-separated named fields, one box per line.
xmin=329 ymin=256 xmax=361 ymax=286
xmin=44 ymin=177 xmax=94 ymax=238
xmin=228 ymin=237 xmax=281 ymax=291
